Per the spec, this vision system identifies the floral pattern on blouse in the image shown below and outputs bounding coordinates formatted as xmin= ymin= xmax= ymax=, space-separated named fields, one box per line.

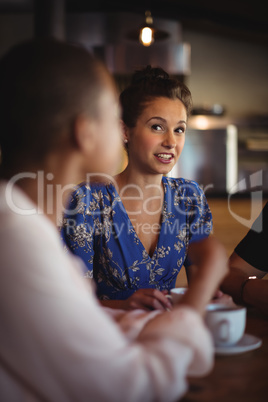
xmin=61 ymin=177 xmax=212 ymax=300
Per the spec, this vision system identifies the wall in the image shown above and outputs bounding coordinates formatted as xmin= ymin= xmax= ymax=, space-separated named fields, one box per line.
xmin=183 ymin=29 xmax=268 ymax=117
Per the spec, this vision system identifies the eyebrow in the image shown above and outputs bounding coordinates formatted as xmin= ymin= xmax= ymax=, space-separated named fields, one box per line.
xmin=146 ymin=116 xmax=187 ymax=125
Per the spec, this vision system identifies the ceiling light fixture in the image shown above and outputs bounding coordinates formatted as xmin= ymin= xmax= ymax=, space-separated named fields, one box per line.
xmin=139 ymin=11 xmax=154 ymax=47
xmin=127 ymin=10 xmax=169 ymax=47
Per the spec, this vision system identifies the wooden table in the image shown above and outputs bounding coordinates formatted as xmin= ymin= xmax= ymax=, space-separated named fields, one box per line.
xmin=181 ymin=309 xmax=268 ymax=402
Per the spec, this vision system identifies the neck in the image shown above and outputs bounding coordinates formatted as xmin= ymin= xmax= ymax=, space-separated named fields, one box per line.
xmin=115 ymin=164 xmax=164 ymax=213
xmin=116 ymin=163 xmax=163 ymax=191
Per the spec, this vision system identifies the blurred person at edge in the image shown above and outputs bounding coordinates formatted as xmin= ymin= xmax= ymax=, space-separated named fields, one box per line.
xmin=0 ymin=39 xmax=228 ymax=402
xmin=62 ymin=65 xmax=231 ymax=311
xmin=221 ymin=202 xmax=268 ymax=315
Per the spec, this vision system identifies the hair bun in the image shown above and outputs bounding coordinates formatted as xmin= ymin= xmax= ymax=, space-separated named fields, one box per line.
xmin=131 ymin=65 xmax=169 ymax=84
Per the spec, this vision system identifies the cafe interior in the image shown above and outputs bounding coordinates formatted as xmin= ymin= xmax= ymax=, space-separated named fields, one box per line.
xmin=0 ymin=0 xmax=268 ymax=401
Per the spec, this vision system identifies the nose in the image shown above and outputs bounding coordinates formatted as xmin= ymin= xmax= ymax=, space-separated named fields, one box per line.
xmin=162 ymin=131 xmax=176 ymax=149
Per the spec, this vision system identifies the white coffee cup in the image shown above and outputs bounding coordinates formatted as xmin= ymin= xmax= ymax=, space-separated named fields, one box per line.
xmin=167 ymin=287 xmax=188 ymax=304
xmin=205 ymin=304 xmax=246 ymax=347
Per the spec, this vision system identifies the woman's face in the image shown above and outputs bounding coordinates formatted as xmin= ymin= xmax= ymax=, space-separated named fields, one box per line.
xmin=126 ymin=96 xmax=187 ymax=175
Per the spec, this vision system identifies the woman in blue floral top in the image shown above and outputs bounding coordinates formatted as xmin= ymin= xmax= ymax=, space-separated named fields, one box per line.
xmin=62 ymin=66 xmax=212 ymax=310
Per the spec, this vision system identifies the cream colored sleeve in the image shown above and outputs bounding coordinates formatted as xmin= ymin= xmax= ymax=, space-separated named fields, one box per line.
xmin=0 ymin=210 xmax=213 ymax=402
xmin=138 ymin=306 xmax=214 ymax=377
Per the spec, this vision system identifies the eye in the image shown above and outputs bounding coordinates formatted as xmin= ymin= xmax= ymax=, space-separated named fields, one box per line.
xmin=175 ymin=126 xmax=186 ymax=134
xmin=151 ymin=124 xmax=163 ymax=132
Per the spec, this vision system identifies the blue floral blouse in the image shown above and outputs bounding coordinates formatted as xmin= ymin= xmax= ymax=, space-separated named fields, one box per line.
xmin=62 ymin=177 xmax=212 ymax=300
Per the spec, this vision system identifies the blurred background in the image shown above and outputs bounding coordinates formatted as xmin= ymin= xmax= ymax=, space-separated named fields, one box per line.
xmin=0 ymin=0 xmax=267 ymax=282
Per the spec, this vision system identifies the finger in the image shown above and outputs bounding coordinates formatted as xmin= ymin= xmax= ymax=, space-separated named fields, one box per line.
xmin=161 ymin=289 xmax=169 ymax=296
xmin=149 ymin=289 xmax=173 ymax=309
xmin=146 ymin=296 xmax=167 ymax=311
xmin=212 ymin=289 xmax=224 ymax=299
xmin=127 ymin=300 xmax=152 ymax=311
xmin=131 ymin=294 xmax=166 ymax=311
xmin=134 ymin=289 xmax=172 ymax=309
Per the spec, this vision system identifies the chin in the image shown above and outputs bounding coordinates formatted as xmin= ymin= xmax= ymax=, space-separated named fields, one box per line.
xmin=158 ymin=163 xmax=175 ymax=174
xmin=150 ymin=167 xmax=173 ymax=177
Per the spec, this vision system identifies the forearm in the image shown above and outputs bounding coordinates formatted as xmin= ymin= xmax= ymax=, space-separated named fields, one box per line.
xmin=222 ymin=252 xmax=268 ymax=314
xmin=220 ymin=268 xmax=248 ymax=304
xmin=243 ymin=278 xmax=268 ymax=315
xmin=222 ymin=270 xmax=268 ymax=314
xmin=185 ymin=264 xmax=197 ymax=284
xmin=179 ymin=268 xmax=219 ymax=316
xmin=139 ymin=306 xmax=214 ymax=378
xmin=180 ymin=237 xmax=229 ymax=315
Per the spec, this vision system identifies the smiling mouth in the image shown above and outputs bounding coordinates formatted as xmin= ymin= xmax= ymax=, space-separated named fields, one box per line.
xmin=154 ymin=153 xmax=174 ymax=163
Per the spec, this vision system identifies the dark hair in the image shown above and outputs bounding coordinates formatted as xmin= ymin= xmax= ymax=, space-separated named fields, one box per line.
xmin=120 ymin=65 xmax=192 ymax=128
xmin=0 ymin=38 xmax=110 ymax=174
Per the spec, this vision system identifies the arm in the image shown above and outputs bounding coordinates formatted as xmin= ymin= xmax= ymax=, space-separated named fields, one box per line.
xmin=61 ymin=185 xmax=94 ymax=278
xmin=221 ymin=202 xmax=268 ymax=314
xmin=186 ymin=263 xmax=234 ymax=306
xmin=184 ymin=180 xmax=213 ymax=286
xmin=179 ymin=237 xmax=229 ymax=315
xmin=185 ymin=264 xmax=198 ymax=283
xmin=221 ymin=252 xmax=268 ymax=315
xmin=138 ymin=236 xmax=229 ymax=381
xmin=0 ymin=216 xmax=214 ymax=402
xmin=184 ymin=185 xmax=235 ymax=305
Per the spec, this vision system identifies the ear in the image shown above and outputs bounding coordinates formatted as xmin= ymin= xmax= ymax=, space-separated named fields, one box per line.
xmin=121 ymin=120 xmax=129 ymax=143
xmin=73 ymin=115 xmax=96 ymax=155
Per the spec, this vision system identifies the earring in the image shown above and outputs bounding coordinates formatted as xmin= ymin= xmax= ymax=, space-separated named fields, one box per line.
xmin=124 ymin=139 xmax=128 ymax=143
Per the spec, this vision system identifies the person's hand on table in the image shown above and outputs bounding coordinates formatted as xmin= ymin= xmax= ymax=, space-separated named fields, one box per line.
xmin=100 ymin=289 xmax=172 ymax=310
xmin=123 ymin=288 xmax=172 ymax=311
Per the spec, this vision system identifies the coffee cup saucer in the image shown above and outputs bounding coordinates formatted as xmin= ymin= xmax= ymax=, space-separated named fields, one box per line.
xmin=215 ymin=333 xmax=262 ymax=356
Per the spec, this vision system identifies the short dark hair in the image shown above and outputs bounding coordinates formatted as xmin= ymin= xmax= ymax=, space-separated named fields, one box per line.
xmin=0 ymin=38 xmax=109 ymax=174
xmin=120 ymin=65 xmax=192 ymax=128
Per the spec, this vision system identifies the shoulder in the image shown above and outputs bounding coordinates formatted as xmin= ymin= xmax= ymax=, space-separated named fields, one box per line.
xmin=0 ymin=206 xmax=59 ymax=260
xmin=163 ymin=177 xmax=211 ymax=224
xmin=163 ymin=177 xmax=205 ymax=197
xmin=67 ymin=178 xmax=117 ymax=205
xmin=0 ymin=183 xmax=59 ymax=243
xmin=75 ymin=175 xmax=118 ymax=193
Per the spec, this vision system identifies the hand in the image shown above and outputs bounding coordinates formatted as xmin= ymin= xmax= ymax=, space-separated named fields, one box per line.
xmin=211 ymin=289 xmax=236 ymax=307
xmin=124 ymin=289 xmax=172 ymax=311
